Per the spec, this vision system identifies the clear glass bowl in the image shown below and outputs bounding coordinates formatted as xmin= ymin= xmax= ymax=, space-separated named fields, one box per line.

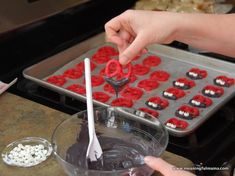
xmin=1 ymin=137 xmax=52 ymax=167
xmin=52 ymin=106 xmax=168 ymax=176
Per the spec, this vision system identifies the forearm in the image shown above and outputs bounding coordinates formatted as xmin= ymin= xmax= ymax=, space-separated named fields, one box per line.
xmin=175 ymin=13 xmax=235 ymax=57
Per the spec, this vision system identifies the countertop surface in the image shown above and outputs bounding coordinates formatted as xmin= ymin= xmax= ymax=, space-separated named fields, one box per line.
xmin=0 ymin=93 xmax=194 ymax=176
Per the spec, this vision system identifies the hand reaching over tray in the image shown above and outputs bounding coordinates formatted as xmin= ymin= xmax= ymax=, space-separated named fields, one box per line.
xmin=105 ymin=10 xmax=235 ymax=65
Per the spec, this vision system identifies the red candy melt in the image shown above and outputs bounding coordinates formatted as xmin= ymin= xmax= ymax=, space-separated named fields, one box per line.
xmin=66 ymin=84 xmax=86 ymax=94
xmin=96 ymin=46 xmax=119 ymax=56
xmin=111 ymin=98 xmax=133 ymax=108
xmin=92 ymin=46 xmax=118 ymax=64
xmin=84 ymin=75 xmax=104 ymax=87
xmin=46 ymin=75 xmax=66 ymax=86
xmin=93 ymin=92 xmax=110 ymax=103
xmin=150 ymin=70 xmax=170 ymax=82
xmin=103 ymin=83 xmax=115 ymax=94
xmin=120 ymin=87 xmax=143 ymax=100
xmin=137 ymin=79 xmax=159 ymax=91
xmin=92 ymin=53 xmax=111 ymax=64
xmin=76 ymin=61 xmax=96 ymax=72
xmin=132 ymin=64 xmax=150 ymax=76
xmin=63 ymin=68 xmax=83 ymax=79
xmin=143 ymin=55 xmax=161 ymax=67
xmin=105 ymin=59 xmax=132 ymax=80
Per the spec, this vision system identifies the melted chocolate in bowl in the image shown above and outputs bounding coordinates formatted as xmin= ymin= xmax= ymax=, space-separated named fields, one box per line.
xmin=52 ymin=107 xmax=168 ymax=176
xmin=66 ymin=122 xmax=148 ymax=171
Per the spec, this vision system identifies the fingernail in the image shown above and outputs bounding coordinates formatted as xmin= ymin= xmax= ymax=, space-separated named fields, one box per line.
xmin=144 ymin=156 xmax=152 ymax=163
xmin=142 ymin=48 xmax=148 ymax=54
xmin=119 ymin=55 xmax=129 ymax=65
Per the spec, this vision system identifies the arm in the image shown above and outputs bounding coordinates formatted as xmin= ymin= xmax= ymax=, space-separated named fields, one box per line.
xmin=105 ymin=10 xmax=235 ymax=65
xmin=175 ymin=13 xmax=235 ymax=58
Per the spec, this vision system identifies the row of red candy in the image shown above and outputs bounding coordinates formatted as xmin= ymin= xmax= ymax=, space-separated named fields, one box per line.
xmin=166 ymin=68 xmax=234 ymax=130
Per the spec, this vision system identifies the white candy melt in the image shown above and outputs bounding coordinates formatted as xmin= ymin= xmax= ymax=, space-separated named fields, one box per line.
xmin=2 ymin=144 xmax=51 ymax=167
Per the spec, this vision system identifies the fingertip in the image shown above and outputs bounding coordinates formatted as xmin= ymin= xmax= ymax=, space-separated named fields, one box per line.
xmin=141 ymin=48 xmax=148 ymax=54
xmin=119 ymin=55 xmax=130 ymax=65
xmin=144 ymin=156 xmax=155 ymax=164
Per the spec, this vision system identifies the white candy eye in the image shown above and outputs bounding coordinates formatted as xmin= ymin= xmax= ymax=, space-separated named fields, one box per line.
xmin=179 ymin=83 xmax=184 ymax=87
xmin=166 ymin=123 xmax=172 ymax=127
xmin=205 ymin=90 xmax=210 ymax=94
xmin=210 ymin=90 xmax=215 ymax=95
xmin=184 ymin=112 xmax=189 ymax=117
xmin=221 ymin=81 xmax=225 ymax=85
xmin=189 ymin=72 xmax=194 ymax=76
xmin=195 ymin=101 xmax=201 ymax=106
xmin=193 ymin=73 xmax=198 ymax=77
xmin=166 ymin=123 xmax=176 ymax=129
xmin=152 ymin=103 xmax=157 ymax=108
xmin=171 ymin=124 xmax=177 ymax=129
xmin=163 ymin=92 xmax=168 ymax=96
xmin=179 ymin=110 xmax=184 ymax=115
xmin=137 ymin=111 xmax=145 ymax=117
xmin=2 ymin=144 xmax=50 ymax=167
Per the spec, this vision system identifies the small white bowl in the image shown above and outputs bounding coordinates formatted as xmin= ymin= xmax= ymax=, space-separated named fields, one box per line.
xmin=2 ymin=137 xmax=52 ymax=167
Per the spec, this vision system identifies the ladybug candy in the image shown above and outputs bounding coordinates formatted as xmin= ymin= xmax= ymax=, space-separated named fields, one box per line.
xmin=175 ymin=105 xmax=199 ymax=120
xmin=202 ymin=85 xmax=224 ymax=98
xmin=163 ymin=87 xmax=185 ymax=100
xmin=146 ymin=96 xmax=169 ymax=110
xmin=214 ymin=75 xmax=234 ymax=87
xmin=189 ymin=95 xmax=212 ymax=108
xmin=135 ymin=107 xmax=159 ymax=118
xmin=186 ymin=68 xmax=207 ymax=80
xmin=166 ymin=118 xmax=189 ymax=129
xmin=173 ymin=77 xmax=195 ymax=90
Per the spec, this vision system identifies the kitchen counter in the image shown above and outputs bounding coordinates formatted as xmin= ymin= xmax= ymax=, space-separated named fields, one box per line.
xmin=0 ymin=93 xmax=194 ymax=176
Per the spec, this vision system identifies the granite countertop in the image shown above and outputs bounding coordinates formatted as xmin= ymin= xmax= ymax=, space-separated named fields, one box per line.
xmin=0 ymin=93 xmax=194 ymax=176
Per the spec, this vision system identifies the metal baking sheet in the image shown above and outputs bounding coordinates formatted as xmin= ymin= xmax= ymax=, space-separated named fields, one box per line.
xmin=23 ymin=33 xmax=235 ymax=137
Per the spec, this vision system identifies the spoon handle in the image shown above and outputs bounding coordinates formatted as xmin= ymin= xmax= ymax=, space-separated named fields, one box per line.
xmin=84 ymin=58 xmax=95 ymax=140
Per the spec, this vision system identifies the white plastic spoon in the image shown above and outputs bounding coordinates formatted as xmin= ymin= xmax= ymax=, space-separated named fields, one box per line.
xmin=84 ymin=58 xmax=103 ymax=162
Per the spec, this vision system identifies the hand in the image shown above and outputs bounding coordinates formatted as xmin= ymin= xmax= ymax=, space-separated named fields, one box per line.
xmin=105 ymin=10 xmax=235 ymax=63
xmin=144 ymin=156 xmax=196 ymax=176
xmin=105 ymin=10 xmax=179 ymax=65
